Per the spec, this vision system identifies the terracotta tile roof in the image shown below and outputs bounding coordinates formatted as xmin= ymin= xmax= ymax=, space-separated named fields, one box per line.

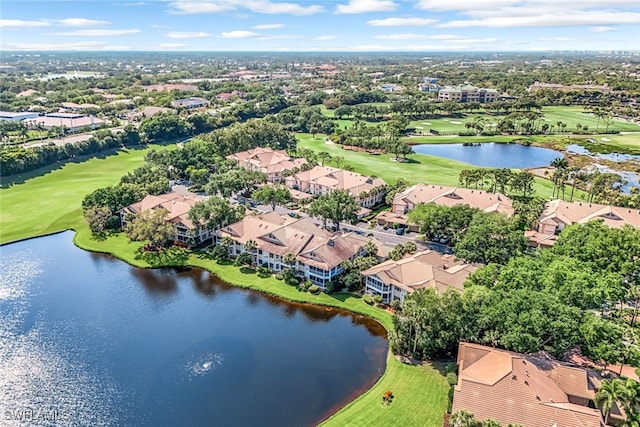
xmin=361 ymin=250 xmax=476 ymax=295
xmin=453 ymin=342 xmax=605 ymax=427
xmin=394 ymin=184 xmax=514 ymax=216
xmin=227 ymin=147 xmax=306 ymax=176
xmin=524 ymin=230 xmax=559 ymax=247
xmin=288 ymin=165 xmax=387 ymax=198
xmin=122 ymin=192 xmax=205 ymax=229
xmin=218 ymin=213 xmax=368 ymax=270
xmin=539 ymin=200 xmax=640 ymax=231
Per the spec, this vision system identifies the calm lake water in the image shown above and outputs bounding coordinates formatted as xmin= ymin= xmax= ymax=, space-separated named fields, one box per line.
xmin=0 ymin=232 xmax=387 ymax=426
xmin=412 ymin=142 xmax=563 ymax=168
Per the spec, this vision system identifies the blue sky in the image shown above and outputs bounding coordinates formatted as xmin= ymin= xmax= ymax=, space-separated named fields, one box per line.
xmin=1 ymin=0 xmax=638 ymax=51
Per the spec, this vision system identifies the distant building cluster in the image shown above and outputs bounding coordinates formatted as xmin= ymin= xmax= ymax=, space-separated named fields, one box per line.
xmin=437 ymin=83 xmax=499 ymax=103
xmin=170 ymin=97 xmax=210 ymax=110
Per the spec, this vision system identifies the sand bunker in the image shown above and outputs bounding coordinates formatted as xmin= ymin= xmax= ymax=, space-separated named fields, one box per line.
xmin=422 ymin=122 xmax=432 ymax=125
xmin=601 ymin=137 xmax=612 ymax=142
xmin=450 ymin=121 xmax=463 ymax=124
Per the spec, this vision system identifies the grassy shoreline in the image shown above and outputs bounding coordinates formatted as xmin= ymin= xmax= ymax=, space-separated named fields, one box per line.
xmin=71 ymin=225 xmax=450 ymax=425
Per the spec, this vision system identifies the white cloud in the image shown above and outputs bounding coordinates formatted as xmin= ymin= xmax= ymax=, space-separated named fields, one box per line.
xmin=167 ymin=1 xmax=234 ymax=13
xmin=446 ymin=37 xmax=497 ymax=43
xmin=416 ymin=0 xmax=516 ymax=10
xmin=51 ymin=29 xmax=141 ymax=36
xmin=155 ymin=43 xmax=190 ymax=49
xmin=0 ymin=19 xmax=50 ymax=28
xmin=314 ymin=35 xmax=336 ymax=40
xmin=253 ymin=24 xmax=284 ymax=29
xmin=221 ymin=30 xmax=261 ymax=38
xmin=166 ymin=31 xmax=210 ymax=38
xmin=416 ymin=0 xmax=639 ymax=11
xmin=1 ymin=41 xmax=107 ymax=51
xmin=538 ymin=36 xmax=574 ymax=41
xmin=590 ymin=26 xmax=616 ymax=32
xmin=427 ymin=34 xmax=462 ymax=39
xmin=440 ymin=11 xmax=640 ymax=27
xmin=258 ymin=34 xmax=300 ymax=40
xmin=168 ymin=0 xmax=323 ymax=15
xmin=54 ymin=18 xmax=110 ymax=27
xmin=347 ymin=44 xmax=471 ymax=51
xmin=335 ymin=0 xmax=397 ymax=14
xmin=375 ymin=33 xmax=429 ymax=40
xmin=375 ymin=33 xmax=497 ymax=43
xmin=367 ymin=17 xmax=438 ymax=26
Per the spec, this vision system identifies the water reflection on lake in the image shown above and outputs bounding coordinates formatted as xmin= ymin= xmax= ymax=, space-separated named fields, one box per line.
xmin=412 ymin=142 xmax=563 ymax=168
xmin=0 ymin=232 xmax=387 ymax=426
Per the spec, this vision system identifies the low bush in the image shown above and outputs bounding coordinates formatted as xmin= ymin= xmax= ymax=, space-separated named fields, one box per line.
xmin=373 ymin=295 xmax=384 ymax=305
xmin=275 ymin=273 xmax=284 ymax=281
xmin=257 ymin=266 xmax=271 ymax=278
xmin=308 ymin=285 xmax=320 ymax=294
xmin=325 ymin=281 xmax=335 ymax=293
xmin=446 ymin=372 xmax=458 ymax=386
xmin=363 ymin=294 xmax=374 ymax=305
xmin=287 ymin=277 xmax=299 ymax=286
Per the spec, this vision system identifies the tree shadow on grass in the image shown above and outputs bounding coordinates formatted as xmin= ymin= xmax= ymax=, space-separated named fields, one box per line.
xmin=136 ymin=246 xmax=190 ymax=267
xmin=239 ymin=267 xmax=256 ymax=274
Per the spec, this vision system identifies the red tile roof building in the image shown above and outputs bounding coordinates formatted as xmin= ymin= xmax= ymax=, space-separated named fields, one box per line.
xmin=452 ymin=342 xmax=606 ymax=427
xmin=119 ymin=193 xmax=211 ymax=247
xmin=217 ymin=212 xmax=368 ymax=287
xmin=285 ymin=165 xmax=387 ymax=208
xmin=362 ymin=250 xmax=477 ymax=303
xmin=537 ymin=200 xmax=640 ymax=235
xmin=226 ymin=147 xmax=307 ymax=183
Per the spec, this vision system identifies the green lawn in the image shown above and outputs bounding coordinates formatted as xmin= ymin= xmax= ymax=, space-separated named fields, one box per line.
xmin=543 ymin=106 xmax=640 ymax=132
xmin=322 ymin=104 xmax=640 ymax=134
xmin=321 ymin=353 xmax=450 ymax=427
xmin=0 ymin=146 xmax=163 ymax=244
xmin=297 ymin=133 xmax=561 ymax=199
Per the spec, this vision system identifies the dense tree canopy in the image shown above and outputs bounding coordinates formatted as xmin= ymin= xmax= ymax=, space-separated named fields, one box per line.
xmin=308 ymin=189 xmax=359 ymax=231
xmin=454 ymin=213 xmax=528 ymax=265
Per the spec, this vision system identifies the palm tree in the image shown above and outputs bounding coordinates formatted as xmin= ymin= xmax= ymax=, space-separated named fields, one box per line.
xmin=550 ymin=157 xmax=569 ymax=170
xmin=595 ymin=378 xmax=628 ymax=425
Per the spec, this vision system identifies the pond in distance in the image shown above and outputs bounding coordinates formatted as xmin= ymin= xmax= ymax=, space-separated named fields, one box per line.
xmin=412 ymin=142 xmax=563 ymax=169
xmin=0 ymin=231 xmax=387 ymax=427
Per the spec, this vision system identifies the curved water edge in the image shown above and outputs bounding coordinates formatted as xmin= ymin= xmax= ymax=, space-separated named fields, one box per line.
xmin=0 ymin=232 xmax=388 ymax=425
xmin=411 ymin=142 xmax=563 ymax=169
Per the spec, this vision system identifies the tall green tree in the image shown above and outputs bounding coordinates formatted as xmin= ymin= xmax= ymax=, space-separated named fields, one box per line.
xmin=454 ymin=213 xmax=528 ymax=265
xmin=308 ymin=189 xmax=358 ymax=231
xmin=252 ymin=185 xmax=291 ymax=211
xmin=188 ymin=196 xmax=242 ymax=231
xmin=125 ymin=209 xmax=175 ymax=250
